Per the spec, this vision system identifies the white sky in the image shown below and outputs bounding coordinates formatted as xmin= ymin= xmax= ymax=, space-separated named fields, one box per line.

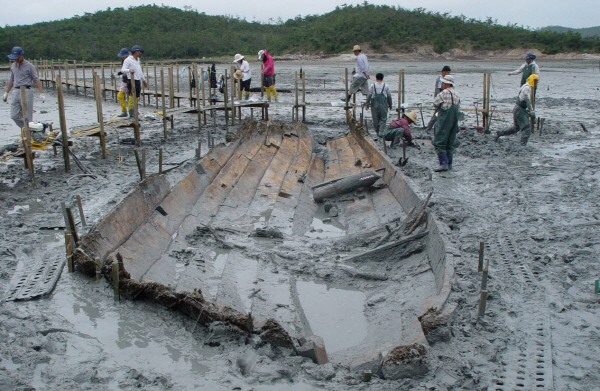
xmin=1 ymin=0 xmax=598 ymax=29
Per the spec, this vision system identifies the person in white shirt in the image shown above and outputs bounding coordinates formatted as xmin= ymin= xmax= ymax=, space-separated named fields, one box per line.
xmin=347 ymin=45 xmax=370 ymax=102
xmin=233 ymin=53 xmax=251 ymax=100
xmin=121 ymin=45 xmax=148 ymax=118
xmin=509 ymin=53 xmax=540 ymax=89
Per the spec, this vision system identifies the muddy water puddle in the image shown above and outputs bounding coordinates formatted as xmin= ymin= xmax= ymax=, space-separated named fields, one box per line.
xmin=305 ymin=204 xmax=346 ymax=239
xmin=296 ymin=280 xmax=367 ymax=353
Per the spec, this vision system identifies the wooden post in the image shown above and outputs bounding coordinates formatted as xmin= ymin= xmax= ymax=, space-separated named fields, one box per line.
xmin=188 ymin=66 xmax=194 ymax=106
xmin=73 ymin=61 xmax=79 ymax=96
xmin=539 ymin=118 xmax=545 ymax=136
xmin=401 ymin=69 xmax=405 ymax=111
xmin=230 ymin=65 xmax=236 ymax=126
xmin=344 ymin=68 xmax=349 ymax=110
xmin=176 ymin=64 xmax=180 ymax=93
xmin=477 ymin=290 xmax=488 ymax=319
xmin=101 ymin=64 xmax=106 ymax=100
xmin=194 ymin=64 xmax=202 ymax=130
xmin=111 ymin=64 xmax=117 ymax=102
xmin=50 ymin=61 xmax=56 ymax=90
xmin=65 ymin=231 xmax=74 ymax=273
xmin=82 ymin=61 xmax=87 ymax=96
xmin=478 ymin=241 xmax=484 ymax=272
xmin=294 ymin=71 xmax=299 ymax=121
xmin=65 ymin=206 xmax=79 ymax=243
xmin=159 ymin=148 xmax=163 ymax=174
xmin=224 ymin=69 xmax=229 ymax=131
xmin=481 ymin=259 xmax=489 ymax=291
xmin=93 ymin=73 xmax=107 ymax=159
xmin=112 ymin=262 xmax=120 ymax=301
xmin=75 ymin=195 xmax=87 ymax=227
xmin=154 ymin=66 xmax=159 ymax=108
xmin=134 ymin=148 xmax=145 ymax=180
xmin=168 ymin=67 xmax=174 ymax=109
xmin=64 ymin=61 xmax=69 ymax=93
xmin=144 ymin=67 xmax=149 ymax=107
xmin=201 ymin=67 xmax=206 ymax=125
xmin=482 ymin=72 xmax=488 ymax=130
xmin=302 ymin=71 xmax=306 ymax=122
xmin=130 ymin=70 xmax=141 ymax=147
xmin=486 ymin=72 xmax=492 ymax=132
xmin=19 ymin=87 xmax=35 ymax=180
xmin=56 ymin=75 xmax=71 ymax=172
xmin=161 ymin=68 xmax=167 ymax=138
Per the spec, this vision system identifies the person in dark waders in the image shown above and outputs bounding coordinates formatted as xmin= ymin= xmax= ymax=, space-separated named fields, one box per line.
xmin=432 ymin=75 xmax=460 ymax=172
xmin=365 ymin=73 xmax=392 ymax=136
xmin=494 ymin=74 xmax=538 ymax=145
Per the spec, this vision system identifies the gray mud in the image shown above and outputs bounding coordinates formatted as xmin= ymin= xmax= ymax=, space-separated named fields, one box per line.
xmin=1 ymin=58 xmax=600 ymax=390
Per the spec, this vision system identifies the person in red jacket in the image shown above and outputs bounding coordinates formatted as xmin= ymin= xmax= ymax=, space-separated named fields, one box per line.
xmin=258 ymin=50 xmax=277 ymax=102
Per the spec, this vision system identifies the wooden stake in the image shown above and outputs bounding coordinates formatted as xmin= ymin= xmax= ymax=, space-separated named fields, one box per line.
xmin=168 ymin=67 xmax=174 ymax=109
xmin=93 ymin=73 xmax=107 ymax=159
xmin=75 ymin=195 xmax=87 ymax=227
xmin=153 ymin=66 xmax=159 ymax=108
xmin=18 ymin=87 xmax=35 ymax=180
xmin=73 ymin=61 xmax=79 ymax=96
xmin=294 ymin=71 xmax=299 ymax=121
xmin=302 ymin=71 xmax=306 ymax=122
xmin=65 ymin=231 xmax=74 ymax=273
xmin=477 ymin=290 xmax=488 ymax=319
xmin=224 ymin=69 xmax=229 ymax=131
xmin=161 ymin=68 xmax=167 ymax=138
xmin=130 ymin=70 xmax=141 ymax=147
xmin=56 ymin=75 xmax=71 ymax=172
xmin=481 ymin=259 xmax=489 ymax=291
xmin=478 ymin=241 xmax=485 ymax=272
xmin=112 ymin=262 xmax=120 ymax=301
xmin=230 ymin=65 xmax=235 ymax=126
xmin=344 ymin=68 xmax=349 ymax=110
xmin=194 ymin=64 xmax=202 ymax=130
xmin=134 ymin=148 xmax=145 ymax=180
xmin=101 ymin=64 xmax=106 ymax=100
xmin=159 ymin=148 xmax=163 ymax=174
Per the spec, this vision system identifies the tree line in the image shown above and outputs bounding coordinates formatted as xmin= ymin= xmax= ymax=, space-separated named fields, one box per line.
xmin=1 ymin=3 xmax=598 ymax=61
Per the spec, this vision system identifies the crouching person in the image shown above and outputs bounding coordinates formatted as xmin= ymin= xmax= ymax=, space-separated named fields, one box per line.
xmin=384 ymin=112 xmax=419 ymax=148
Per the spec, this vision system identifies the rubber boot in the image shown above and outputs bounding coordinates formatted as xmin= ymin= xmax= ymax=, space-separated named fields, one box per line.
xmin=433 ymin=154 xmax=449 ymax=172
xmin=390 ymin=134 xmax=401 ymax=148
xmin=118 ymin=111 xmax=128 ymax=117
xmin=447 ymin=154 xmax=453 ymax=170
xmin=128 ymin=109 xmax=135 ymax=119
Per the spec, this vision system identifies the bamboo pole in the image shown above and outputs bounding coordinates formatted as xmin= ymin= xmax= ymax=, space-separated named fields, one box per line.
xmin=194 ymin=64 xmax=202 ymax=131
xmin=482 ymin=72 xmax=488 ymax=130
xmin=130 ymin=71 xmax=141 ymax=147
xmin=82 ymin=61 xmax=87 ymax=96
xmin=56 ymin=75 xmax=71 ymax=172
xmin=176 ymin=64 xmax=180 ymax=93
xmin=302 ymin=71 xmax=306 ymax=122
xmin=73 ymin=61 xmax=79 ymax=96
xmin=154 ymin=66 xmax=159 ymax=108
xmin=344 ymin=68 xmax=349 ymax=111
xmin=224 ymin=69 xmax=229 ymax=131
xmin=230 ymin=65 xmax=235 ymax=126
xmin=201 ymin=67 xmax=207 ymax=125
xmin=478 ymin=241 xmax=485 ymax=272
xmin=188 ymin=66 xmax=194 ymax=106
xmin=168 ymin=67 xmax=174 ymax=109
xmin=64 ymin=61 xmax=69 ymax=93
xmin=294 ymin=71 xmax=299 ymax=121
xmin=101 ymin=64 xmax=106 ymax=100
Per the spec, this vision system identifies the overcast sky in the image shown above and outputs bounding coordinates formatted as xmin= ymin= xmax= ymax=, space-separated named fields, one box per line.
xmin=1 ymin=0 xmax=598 ymax=29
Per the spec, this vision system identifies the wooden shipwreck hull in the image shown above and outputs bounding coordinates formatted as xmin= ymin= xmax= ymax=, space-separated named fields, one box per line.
xmin=74 ymin=116 xmax=455 ymax=378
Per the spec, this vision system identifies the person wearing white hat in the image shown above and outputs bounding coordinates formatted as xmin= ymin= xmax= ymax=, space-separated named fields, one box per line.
xmin=233 ymin=53 xmax=251 ymax=100
xmin=346 ymin=44 xmax=370 ymax=102
xmin=432 ymin=74 xmax=460 ymax=172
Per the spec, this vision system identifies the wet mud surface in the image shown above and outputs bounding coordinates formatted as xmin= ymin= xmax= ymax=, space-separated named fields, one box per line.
xmin=1 ymin=59 xmax=600 ymax=390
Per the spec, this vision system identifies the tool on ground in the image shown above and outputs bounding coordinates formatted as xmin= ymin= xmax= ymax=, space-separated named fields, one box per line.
xmin=416 ymin=103 xmax=425 ymax=127
xmin=399 ymin=139 xmax=408 ymax=166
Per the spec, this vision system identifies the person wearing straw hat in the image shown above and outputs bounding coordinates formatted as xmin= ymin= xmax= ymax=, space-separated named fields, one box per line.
xmin=3 ymin=46 xmax=45 ymax=129
xmin=365 ymin=73 xmax=392 ymax=137
xmin=495 ymin=74 xmax=538 ymax=146
xmin=116 ymin=48 xmax=131 ymax=117
xmin=509 ymin=53 xmax=540 ymax=89
xmin=233 ymin=53 xmax=251 ymax=100
xmin=346 ymin=44 xmax=370 ymax=102
xmin=432 ymin=74 xmax=460 ymax=172
xmin=121 ymin=45 xmax=148 ymax=119
xmin=384 ymin=112 xmax=419 ymax=148
xmin=258 ymin=50 xmax=277 ymax=102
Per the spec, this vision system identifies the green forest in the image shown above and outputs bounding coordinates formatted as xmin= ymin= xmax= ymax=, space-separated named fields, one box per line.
xmin=1 ymin=3 xmax=599 ymax=61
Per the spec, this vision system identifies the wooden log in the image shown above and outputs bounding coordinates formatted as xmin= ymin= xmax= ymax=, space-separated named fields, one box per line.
xmin=343 ymin=231 xmax=429 ymax=263
xmin=405 ymin=191 xmax=433 ymax=235
xmin=312 ymin=170 xmax=382 ymax=203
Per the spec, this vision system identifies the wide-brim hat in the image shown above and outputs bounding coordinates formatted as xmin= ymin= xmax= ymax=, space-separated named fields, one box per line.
xmin=117 ymin=48 xmax=130 ymax=58
xmin=131 ymin=45 xmax=144 ymax=54
xmin=353 ymin=45 xmax=361 ymax=52
xmin=8 ymin=46 xmax=24 ymax=60
xmin=233 ymin=53 xmax=244 ymax=63
xmin=405 ymin=112 xmax=418 ymax=124
xmin=234 ymin=70 xmax=243 ymax=80
xmin=440 ymin=75 xmax=455 ymax=85
xmin=524 ymin=53 xmax=536 ymax=60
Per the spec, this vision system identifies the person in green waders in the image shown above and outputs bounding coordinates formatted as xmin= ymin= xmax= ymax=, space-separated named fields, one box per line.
xmin=509 ymin=53 xmax=540 ymax=93
xmin=494 ymin=74 xmax=538 ymax=145
xmin=365 ymin=73 xmax=393 ymax=136
xmin=432 ymin=75 xmax=460 ymax=172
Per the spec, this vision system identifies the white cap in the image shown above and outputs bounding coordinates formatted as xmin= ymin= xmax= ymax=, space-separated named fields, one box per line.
xmin=258 ymin=50 xmax=265 ymax=59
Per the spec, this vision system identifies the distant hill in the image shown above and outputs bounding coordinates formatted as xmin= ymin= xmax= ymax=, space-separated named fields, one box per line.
xmin=1 ymin=3 xmax=599 ymax=61
xmin=540 ymin=25 xmax=600 ymax=38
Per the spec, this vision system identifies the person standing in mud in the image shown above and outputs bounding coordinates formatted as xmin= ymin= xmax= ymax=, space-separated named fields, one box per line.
xmin=365 ymin=73 xmax=392 ymax=137
xmin=425 ymin=65 xmax=451 ymax=132
xmin=3 ymin=47 xmax=45 ymax=129
xmin=432 ymin=75 xmax=460 ymax=172
xmin=494 ymin=74 xmax=538 ymax=145
xmin=509 ymin=53 xmax=540 ymax=91
xmin=121 ymin=45 xmax=148 ymax=118
xmin=116 ymin=48 xmax=130 ymax=117
xmin=233 ymin=53 xmax=251 ymax=100
xmin=258 ymin=50 xmax=277 ymax=102
xmin=347 ymin=45 xmax=370 ymax=102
